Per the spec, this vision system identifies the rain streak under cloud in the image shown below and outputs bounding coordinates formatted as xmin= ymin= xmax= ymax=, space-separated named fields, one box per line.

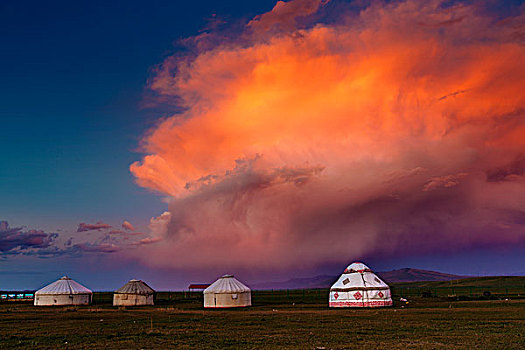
xmin=129 ymin=0 xmax=525 ymax=271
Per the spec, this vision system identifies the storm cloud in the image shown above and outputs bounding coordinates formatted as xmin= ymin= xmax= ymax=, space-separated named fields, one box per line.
xmin=129 ymin=0 xmax=525 ymax=271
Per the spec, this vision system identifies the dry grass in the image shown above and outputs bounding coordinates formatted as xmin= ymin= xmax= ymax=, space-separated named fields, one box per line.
xmin=0 ymin=294 xmax=523 ymax=349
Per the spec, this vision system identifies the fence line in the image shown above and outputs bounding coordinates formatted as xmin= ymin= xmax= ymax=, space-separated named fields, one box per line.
xmin=4 ymin=284 xmax=524 ymax=304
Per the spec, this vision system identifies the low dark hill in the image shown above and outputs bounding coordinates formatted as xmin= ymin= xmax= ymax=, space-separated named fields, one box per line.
xmin=251 ymin=275 xmax=337 ymax=290
xmin=377 ymin=268 xmax=468 ymax=283
xmin=252 ymin=268 xmax=472 ymax=290
xmin=391 ymin=276 xmax=525 ymax=289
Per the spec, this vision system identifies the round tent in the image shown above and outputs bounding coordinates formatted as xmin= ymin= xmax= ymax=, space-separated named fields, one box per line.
xmin=113 ymin=279 xmax=155 ymax=306
xmin=329 ymin=262 xmax=392 ymax=308
xmin=203 ymin=274 xmax=251 ymax=308
xmin=34 ymin=276 xmax=92 ymax=306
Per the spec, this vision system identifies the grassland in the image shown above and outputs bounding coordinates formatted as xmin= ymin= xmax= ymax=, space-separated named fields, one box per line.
xmin=1 ymin=287 xmax=524 ymax=350
xmin=392 ymin=276 xmax=525 ymax=289
xmin=390 ymin=276 xmax=525 ymax=299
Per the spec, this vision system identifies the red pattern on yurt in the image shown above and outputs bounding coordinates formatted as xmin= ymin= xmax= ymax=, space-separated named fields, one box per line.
xmin=329 ymin=300 xmax=393 ymax=307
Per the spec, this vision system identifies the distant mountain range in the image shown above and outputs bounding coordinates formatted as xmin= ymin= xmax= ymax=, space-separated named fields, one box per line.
xmin=377 ymin=268 xmax=469 ymax=283
xmin=251 ymin=268 xmax=468 ymax=290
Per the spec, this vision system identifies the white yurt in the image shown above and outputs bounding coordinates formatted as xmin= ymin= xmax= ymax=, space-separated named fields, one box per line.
xmin=203 ymin=274 xmax=251 ymax=308
xmin=329 ymin=262 xmax=392 ymax=308
xmin=34 ymin=276 xmax=92 ymax=306
xmin=113 ymin=279 xmax=155 ymax=306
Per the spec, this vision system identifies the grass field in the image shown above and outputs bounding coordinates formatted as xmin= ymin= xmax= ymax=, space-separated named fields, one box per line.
xmin=390 ymin=276 xmax=525 ymax=299
xmin=391 ymin=276 xmax=525 ymax=290
xmin=1 ymin=288 xmax=524 ymax=349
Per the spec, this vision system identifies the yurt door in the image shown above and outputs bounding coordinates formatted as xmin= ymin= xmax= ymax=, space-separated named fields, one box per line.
xmin=360 ymin=274 xmax=368 ymax=306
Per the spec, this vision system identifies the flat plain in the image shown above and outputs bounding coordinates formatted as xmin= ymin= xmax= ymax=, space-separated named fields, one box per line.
xmin=0 ymin=287 xmax=524 ymax=349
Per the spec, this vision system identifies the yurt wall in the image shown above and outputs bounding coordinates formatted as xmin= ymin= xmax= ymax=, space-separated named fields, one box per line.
xmin=34 ymin=294 xmax=91 ymax=306
xmin=204 ymin=291 xmax=251 ymax=308
xmin=113 ymin=293 xmax=154 ymax=306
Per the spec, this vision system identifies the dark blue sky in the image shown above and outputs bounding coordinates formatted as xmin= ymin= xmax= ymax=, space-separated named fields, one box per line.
xmin=1 ymin=0 xmax=277 ymax=230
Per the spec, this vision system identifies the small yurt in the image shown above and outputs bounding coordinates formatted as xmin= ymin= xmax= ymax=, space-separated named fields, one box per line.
xmin=34 ymin=276 xmax=92 ymax=306
xmin=113 ymin=279 xmax=155 ymax=306
xmin=329 ymin=262 xmax=392 ymax=308
xmin=203 ymin=274 xmax=251 ymax=308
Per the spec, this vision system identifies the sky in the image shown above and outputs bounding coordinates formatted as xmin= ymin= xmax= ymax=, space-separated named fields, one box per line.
xmin=1 ymin=0 xmax=524 ymax=291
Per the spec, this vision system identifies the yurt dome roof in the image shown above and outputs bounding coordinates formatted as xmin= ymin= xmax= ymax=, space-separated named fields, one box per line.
xmin=35 ymin=276 xmax=92 ymax=295
xmin=331 ymin=262 xmax=389 ymax=291
xmin=204 ymin=274 xmax=250 ymax=294
xmin=342 ymin=262 xmax=373 ymax=274
xmin=115 ymin=279 xmax=155 ymax=295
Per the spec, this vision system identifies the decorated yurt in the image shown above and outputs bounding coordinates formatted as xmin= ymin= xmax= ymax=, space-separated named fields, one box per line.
xmin=329 ymin=262 xmax=392 ymax=308
xmin=113 ymin=279 xmax=155 ymax=306
xmin=34 ymin=276 xmax=92 ymax=306
xmin=203 ymin=274 xmax=251 ymax=308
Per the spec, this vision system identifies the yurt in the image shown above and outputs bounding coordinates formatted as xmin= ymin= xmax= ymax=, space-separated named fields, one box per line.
xmin=329 ymin=262 xmax=392 ymax=308
xmin=34 ymin=276 xmax=92 ymax=306
xmin=203 ymin=274 xmax=251 ymax=308
xmin=113 ymin=279 xmax=155 ymax=306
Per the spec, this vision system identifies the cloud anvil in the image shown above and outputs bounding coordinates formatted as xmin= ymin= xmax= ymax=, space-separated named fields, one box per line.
xmin=128 ymin=0 xmax=525 ymax=270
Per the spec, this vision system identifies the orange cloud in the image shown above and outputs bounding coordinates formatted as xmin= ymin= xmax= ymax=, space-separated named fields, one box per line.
xmin=122 ymin=220 xmax=136 ymax=231
xmin=248 ymin=0 xmax=329 ymax=34
xmin=77 ymin=221 xmax=112 ymax=232
xmin=130 ymin=0 xmax=525 ymax=271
